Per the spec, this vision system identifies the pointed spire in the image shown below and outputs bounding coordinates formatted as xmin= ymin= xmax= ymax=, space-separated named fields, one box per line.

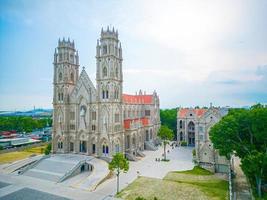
xmin=97 ymin=39 xmax=99 ymax=46
xmin=68 ymin=37 xmax=70 ymax=42
xmin=101 ymin=27 xmax=103 ymax=34
xmin=107 ymin=26 xmax=109 ymax=32
xmin=54 ymin=48 xmax=57 ymax=54
xmin=112 ymin=26 xmax=115 ymax=32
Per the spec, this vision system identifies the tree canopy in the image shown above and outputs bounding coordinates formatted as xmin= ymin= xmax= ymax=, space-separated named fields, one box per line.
xmin=0 ymin=116 xmax=52 ymax=133
xmin=210 ymin=105 xmax=267 ymax=198
xmin=160 ymin=108 xmax=177 ymax=139
xmin=109 ymin=153 xmax=129 ymax=194
xmin=158 ymin=125 xmax=174 ymax=141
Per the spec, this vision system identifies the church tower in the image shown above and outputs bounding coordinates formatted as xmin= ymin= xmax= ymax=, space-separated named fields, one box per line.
xmin=52 ymin=38 xmax=79 ymax=153
xmin=96 ymin=27 xmax=124 ymax=155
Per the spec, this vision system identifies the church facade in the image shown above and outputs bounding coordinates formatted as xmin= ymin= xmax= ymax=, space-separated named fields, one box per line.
xmin=52 ymin=27 xmax=160 ymax=159
xmin=177 ymin=106 xmax=229 ymax=172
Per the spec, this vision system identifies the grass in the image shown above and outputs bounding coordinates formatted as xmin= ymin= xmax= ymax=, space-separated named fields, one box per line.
xmin=117 ymin=166 xmax=228 ymax=200
xmin=174 ymin=166 xmax=213 ymax=175
xmin=0 ymin=144 xmax=47 ymax=164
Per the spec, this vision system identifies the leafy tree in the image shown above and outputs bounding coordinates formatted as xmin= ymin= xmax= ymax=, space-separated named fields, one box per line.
xmin=210 ymin=105 xmax=267 ymax=198
xmin=109 ymin=153 xmax=129 ymax=194
xmin=158 ymin=125 xmax=174 ymax=160
xmin=160 ymin=108 xmax=177 ymax=139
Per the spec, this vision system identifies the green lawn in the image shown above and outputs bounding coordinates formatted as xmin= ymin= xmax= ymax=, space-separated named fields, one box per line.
xmin=117 ymin=166 xmax=228 ymax=200
xmin=0 ymin=144 xmax=47 ymax=164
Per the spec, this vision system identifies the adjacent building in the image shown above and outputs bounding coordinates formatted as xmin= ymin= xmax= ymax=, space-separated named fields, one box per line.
xmin=177 ymin=106 xmax=229 ymax=172
xmin=52 ymin=27 xmax=160 ymax=159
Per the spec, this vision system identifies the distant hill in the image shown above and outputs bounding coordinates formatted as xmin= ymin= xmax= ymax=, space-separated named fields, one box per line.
xmin=0 ymin=109 xmax=53 ymax=117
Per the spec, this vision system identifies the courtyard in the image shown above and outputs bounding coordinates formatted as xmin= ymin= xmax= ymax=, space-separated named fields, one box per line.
xmin=0 ymin=145 xmax=194 ymax=199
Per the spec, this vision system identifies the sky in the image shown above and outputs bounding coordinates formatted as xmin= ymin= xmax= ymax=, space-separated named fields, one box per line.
xmin=0 ymin=0 xmax=267 ymax=110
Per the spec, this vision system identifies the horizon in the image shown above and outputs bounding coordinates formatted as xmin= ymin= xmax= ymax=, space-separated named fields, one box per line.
xmin=1 ymin=0 xmax=267 ymax=110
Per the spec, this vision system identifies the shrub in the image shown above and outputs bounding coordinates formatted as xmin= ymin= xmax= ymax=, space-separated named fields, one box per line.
xmin=135 ymin=197 xmax=146 ymax=200
xmin=181 ymin=141 xmax=187 ymax=146
xmin=192 ymin=149 xmax=196 ymax=156
xmin=44 ymin=143 xmax=52 ymax=155
xmin=0 ymin=145 xmax=3 ymax=150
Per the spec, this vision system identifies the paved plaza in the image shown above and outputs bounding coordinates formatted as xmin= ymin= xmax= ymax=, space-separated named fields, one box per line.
xmin=0 ymin=145 xmax=194 ymax=200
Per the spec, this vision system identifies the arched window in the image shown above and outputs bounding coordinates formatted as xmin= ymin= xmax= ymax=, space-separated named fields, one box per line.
xmin=106 ymin=90 xmax=109 ymax=99
xmin=115 ymin=67 xmax=118 ymax=78
xmin=59 ymin=72 xmax=62 ymax=82
xmin=180 ymin=120 xmax=183 ymax=129
xmin=103 ymin=67 xmax=107 ymax=77
xmin=70 ymin=72 xmax=74 ymax=82
xmin=103 ymin=45 xmax=107 ymax=55
xmin=102 ymin=90 xmax=105 ymax=99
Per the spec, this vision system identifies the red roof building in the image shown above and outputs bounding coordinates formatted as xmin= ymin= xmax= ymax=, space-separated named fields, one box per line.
xmin=178 ymin=108 xmax=207 ymax=118
xmin=123 ymin=94 xmax=153 ymax=105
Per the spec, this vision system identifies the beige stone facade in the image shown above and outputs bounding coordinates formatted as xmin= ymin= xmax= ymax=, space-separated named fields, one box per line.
xmin=52 ymin=27 xmax=160 ymax=160
xmin=177 ymin=107 xmax=229 ymax=172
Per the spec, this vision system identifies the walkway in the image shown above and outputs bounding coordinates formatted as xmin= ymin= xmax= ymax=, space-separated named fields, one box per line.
xmin=233 ymin=157 xmax=252 ymax=200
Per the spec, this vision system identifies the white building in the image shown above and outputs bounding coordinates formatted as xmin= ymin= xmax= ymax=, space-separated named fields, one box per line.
xmin=52 ymin=27 xmax=160 ymax=160
xmin=177 ymin=106 xmax=229 ymax=172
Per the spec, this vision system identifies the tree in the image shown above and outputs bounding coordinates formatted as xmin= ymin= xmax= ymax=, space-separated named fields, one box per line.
xmin=109 ymin=153 xmax=129 ymax=194
xmin=210 ymin=106 xmax=267 ymax=198
xmin=158 ymin=125 xmax=174 ymax=160
xmin=160 ymin=109 xmax=177 ymax=139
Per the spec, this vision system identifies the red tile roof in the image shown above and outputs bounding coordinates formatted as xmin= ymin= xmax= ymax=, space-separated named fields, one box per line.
xmin=124 ymin=117 xmax=150 ymax=129
xmin=123 ymin=94 xmax=153 ymax=104
xmin=178 ymin=108 xmax=207 ymax=118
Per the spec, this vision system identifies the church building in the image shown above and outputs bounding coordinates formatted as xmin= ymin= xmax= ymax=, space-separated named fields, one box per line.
xmin=177 ymin=106 xmax=229 ymax=172
xmin=52 ymin=27 xmax=160 ymax=160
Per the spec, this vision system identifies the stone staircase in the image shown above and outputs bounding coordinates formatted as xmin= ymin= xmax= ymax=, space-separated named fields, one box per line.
xmin=136 ymin=150 xmax=145 ymax=157
xmin=125 ymin=153 xmax=138 ymax=161
xmin=145 ymin=141 xmax=158 ymax=151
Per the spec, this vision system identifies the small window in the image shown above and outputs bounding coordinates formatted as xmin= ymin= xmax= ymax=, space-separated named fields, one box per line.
xmin=92 ymin=111 xmax=96 ymax=120
xmin=59 ymin=72 xmax=62 ymax=82
xmin=115 ymin=114 xmax=120 ymax=123
xmin=190 ymin=113 xmax=193 ymax=116
xmin=92 ymin=125 xmax=96 ymax=131
xmin=70 ymin=72 xmax=74 ymax=82
xmin=102 ymin=90 xmax=105 ymax=99
xmin=103 ymin=67 xmax=107 ymax=77
xmin=106 ymin=90 xmax=109 ymax=99
xmin=70 ymin=112 xmax=75 ymax=120
xmin=70 ymin=124 xmax=75 ymax=130
xmin=102 ymin=45 xmax=107 ymax=55
xmin=115 ymin=67 xmax=118 ymax=78
xmin=145 ymin=110 xmax=150 ymax=116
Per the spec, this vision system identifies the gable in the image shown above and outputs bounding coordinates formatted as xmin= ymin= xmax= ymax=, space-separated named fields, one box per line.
xmin=70 ymin=69 xmax=97 ymax=103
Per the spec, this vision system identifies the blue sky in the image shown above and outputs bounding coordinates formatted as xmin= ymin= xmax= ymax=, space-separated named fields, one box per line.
xmin=0 ymin=0 xmax=267 ymax=110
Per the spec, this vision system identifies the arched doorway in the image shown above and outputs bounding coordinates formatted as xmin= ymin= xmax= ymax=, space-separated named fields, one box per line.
xmin=80 ymin=141 xmax=87 ymax=153
xmin=188 ymin=121 xmax=195 ymax=146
